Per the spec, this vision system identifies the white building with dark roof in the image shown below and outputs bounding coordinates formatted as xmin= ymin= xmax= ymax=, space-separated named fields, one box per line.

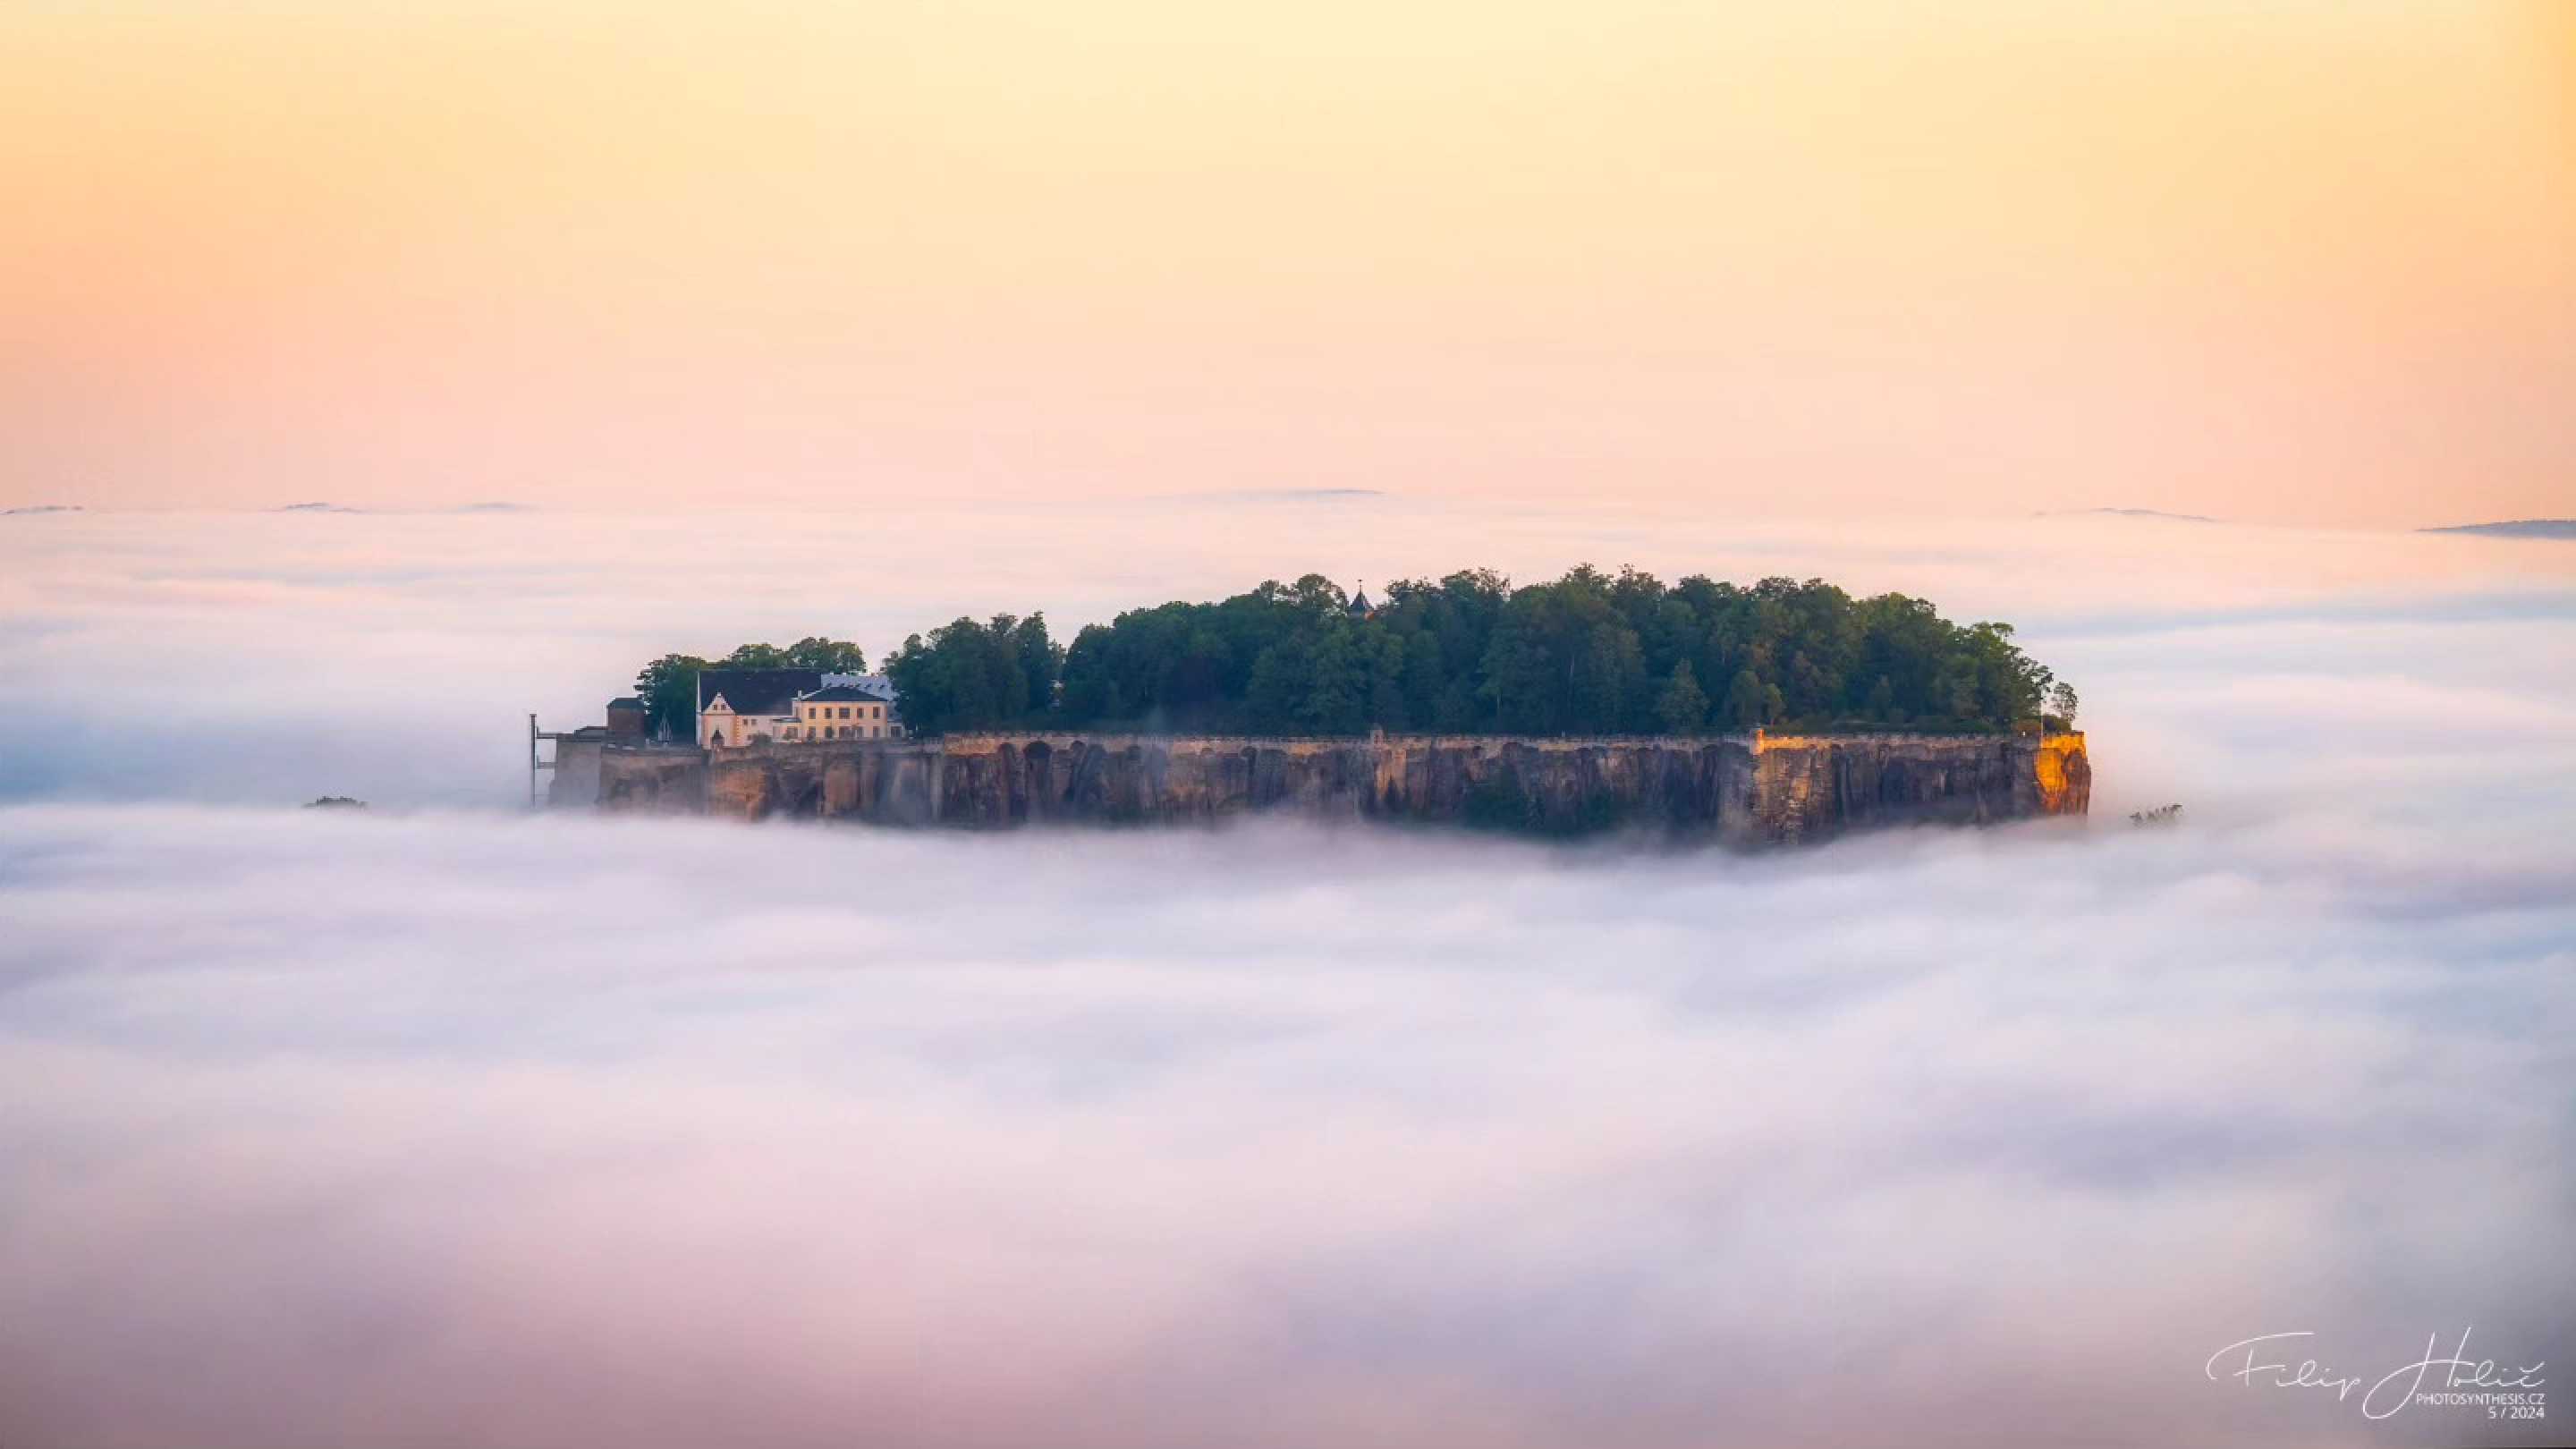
xmin=791 ymin=684 xmax=896 ymax=741
xmin=696 ymin=667 xmax=900 ymax=747
xmin=697 ymin=668 xmax=815 ymax=748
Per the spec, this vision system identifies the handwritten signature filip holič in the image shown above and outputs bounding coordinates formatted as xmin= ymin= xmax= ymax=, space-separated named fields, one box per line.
xmin=2207 ymin=1329 xmax=2546 ymax=1421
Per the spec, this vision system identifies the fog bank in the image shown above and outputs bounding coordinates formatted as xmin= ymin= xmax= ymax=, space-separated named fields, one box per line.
xmin=1 ymin=506 xmax=2570 ymax=1445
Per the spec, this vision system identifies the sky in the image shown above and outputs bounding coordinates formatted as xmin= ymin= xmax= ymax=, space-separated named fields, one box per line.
xmin=4 ymin=0 xmax=2571 ymax=522
xmin=2 ymin=506 xmax=2573 ymax=1446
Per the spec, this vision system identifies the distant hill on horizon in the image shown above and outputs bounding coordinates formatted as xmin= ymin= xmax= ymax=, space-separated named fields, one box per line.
xmin=2420 ymin=519 xmax=2576 ymax=539
xmin=1169 ymin=487 xmax=1389 ymax=504
xmin=3 ymin=504 xmax=83 ymax=516
xmin=2035 ymin=507 xmax=2221 ymax=523
xmin=269 ymin=501 xmax=537 ymax=514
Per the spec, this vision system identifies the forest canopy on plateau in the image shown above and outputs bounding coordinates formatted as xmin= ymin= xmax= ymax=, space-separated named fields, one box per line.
xmin=631 ymin=568 xmax=2074 ymax=739
xmin=874 ymin=567 xmax=2074 ymax=738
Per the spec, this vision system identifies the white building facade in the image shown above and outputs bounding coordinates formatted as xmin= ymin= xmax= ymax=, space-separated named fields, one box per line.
xmin=697 ymin=667 xmax=900 ymax=748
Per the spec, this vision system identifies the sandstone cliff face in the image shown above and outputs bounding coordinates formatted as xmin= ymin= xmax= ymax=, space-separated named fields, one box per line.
xmin=594 ymin=750 xmax=710 ymax=814
xmin=1738 ymin=732 xmax=2091 ymax=843
xmin=546 ymin=738 xmax=603 ymax=809
xmin=589 ymin=731 xmax=2088 ymax=843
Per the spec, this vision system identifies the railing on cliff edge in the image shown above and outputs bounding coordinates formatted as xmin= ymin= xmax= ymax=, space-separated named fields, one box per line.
xmin=646 ymin=725 xmax=2081 ymax=757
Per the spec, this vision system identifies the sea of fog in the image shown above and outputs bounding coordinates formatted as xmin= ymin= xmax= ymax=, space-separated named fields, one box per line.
xmin=2 ymin=502 xmax=2572 ymax=1447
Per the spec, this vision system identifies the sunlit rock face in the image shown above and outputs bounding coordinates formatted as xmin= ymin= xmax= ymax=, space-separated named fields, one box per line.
xmin=591 ymin=732 xmax=2089 ymax=843
xmin=2034 ymin=732 xmax=2092 ymax=815
xmin=1740 ymin=732 xmax=2092 ymax=843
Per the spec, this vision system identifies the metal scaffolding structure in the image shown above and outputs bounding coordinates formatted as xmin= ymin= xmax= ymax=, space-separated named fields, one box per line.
xmin=528 ymin=712 xmax=572 ymax=808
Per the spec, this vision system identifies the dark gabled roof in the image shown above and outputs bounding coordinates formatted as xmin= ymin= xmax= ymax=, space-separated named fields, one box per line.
xmin=801 ymin=684 xmax=889 ymax=703
xmin=607 ymin=696 xmax=645 ymax=709
xmin=698 ymin=668 xmax=822 ymax=716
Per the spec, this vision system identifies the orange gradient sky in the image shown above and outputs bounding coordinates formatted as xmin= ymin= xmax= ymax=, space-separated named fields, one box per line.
xmin=4 ymin=0 xmax=2570 ymax=521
